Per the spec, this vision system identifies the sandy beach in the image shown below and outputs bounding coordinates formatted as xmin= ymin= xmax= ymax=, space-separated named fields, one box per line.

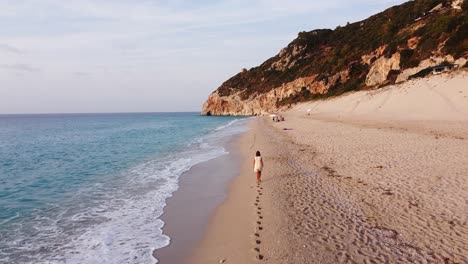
xmin=155 ymin=136 xmax=244 ymax=264
xmin=187 ymin=71 xmax=468 ymax=263
xmin=4 ymin=1 xmax=467 ymax=263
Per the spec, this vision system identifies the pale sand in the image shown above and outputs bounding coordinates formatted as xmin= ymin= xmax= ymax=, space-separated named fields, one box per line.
xmin=155 ymin=138 xmax=242 ymax=264
xmin=189 ymin=71 xmax=468 ymax=263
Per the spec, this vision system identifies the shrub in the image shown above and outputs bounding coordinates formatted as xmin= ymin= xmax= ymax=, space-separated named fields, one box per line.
xmin=463 ymin=0 xmax=468 ymax=11
xmin=444 ymin=13 xmax=468 ymax=57
xmin=216 ymin=0 xmax=466 ymax=105
xmin=400 ymin=49 xmax=420 ymax=68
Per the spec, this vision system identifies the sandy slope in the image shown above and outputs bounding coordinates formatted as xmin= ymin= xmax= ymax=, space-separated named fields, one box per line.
xmin=189 ymin=71 xmax=468 ymax=264
xmin=296 ymin=70 xmax=468 ymax=122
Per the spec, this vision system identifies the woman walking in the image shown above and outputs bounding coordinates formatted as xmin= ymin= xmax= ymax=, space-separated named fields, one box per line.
xmin=253 ymin=151 xmax=264 ymax=184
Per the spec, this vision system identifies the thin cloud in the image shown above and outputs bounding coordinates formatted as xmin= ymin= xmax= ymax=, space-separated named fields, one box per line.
xmin=73 ymin=71 xmax=90 ymax=76
xmin=0 ymin=0 xmax=386 ymax=36
xmin=0 ymin=64 xmax=40 ymax=72
xmin=0 ymin=0 xmax=408 ymax=113
xmin=0 ymin=43 xmax=23 ymax=54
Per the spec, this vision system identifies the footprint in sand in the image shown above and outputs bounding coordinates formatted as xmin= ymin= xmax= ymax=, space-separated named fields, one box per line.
xmin=382 ymin=190 xmax=394 ymax=196
xmin=254 ymin=187 xmax=264 ymax=260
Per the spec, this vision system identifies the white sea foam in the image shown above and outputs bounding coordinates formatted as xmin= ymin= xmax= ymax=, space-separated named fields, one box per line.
xmin=214 ymin=119 xmax=239 ymax=131
xmin=61 ymin=151 xmax=226 ymax=264
xmin=0 ymin=118 xmax=249 ymax=264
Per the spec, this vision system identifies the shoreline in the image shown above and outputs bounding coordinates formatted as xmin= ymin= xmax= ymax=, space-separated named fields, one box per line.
xmin=187 ymin=120 xmax=261 ymax=263
xmin=154 ymin=128 xmax=246 ymax=264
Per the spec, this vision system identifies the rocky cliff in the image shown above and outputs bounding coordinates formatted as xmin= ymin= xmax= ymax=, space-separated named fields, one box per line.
xmin=202 ymin=0 xmax=468 ymax=116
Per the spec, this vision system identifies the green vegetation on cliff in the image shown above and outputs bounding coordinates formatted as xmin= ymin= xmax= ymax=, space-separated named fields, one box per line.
xmin=215 ymin=0 xmax=467 ymax=106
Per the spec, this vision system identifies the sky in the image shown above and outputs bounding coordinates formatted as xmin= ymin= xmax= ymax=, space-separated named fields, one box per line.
xmin=0 ymin=0 xmax=407 ymax=114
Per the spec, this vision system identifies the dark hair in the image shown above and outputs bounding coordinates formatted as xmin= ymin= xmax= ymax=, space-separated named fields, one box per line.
xmin=256 ymin=151 xmax=261 ymax=157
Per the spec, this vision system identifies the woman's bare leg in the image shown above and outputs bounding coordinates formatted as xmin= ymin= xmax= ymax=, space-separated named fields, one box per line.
xmin=256 ymin=171 xmax=261 ymax=184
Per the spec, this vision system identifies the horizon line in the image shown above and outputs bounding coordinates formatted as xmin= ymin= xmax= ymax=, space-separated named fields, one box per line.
xmin=0 ymin=111 xmax=203 ymax=116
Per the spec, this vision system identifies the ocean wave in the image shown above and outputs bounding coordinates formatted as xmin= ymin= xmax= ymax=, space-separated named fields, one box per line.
xmin=0 ymin=117 xmax=249 ymax=264
xmin=214 ymin=119 xmax=239 ymax=131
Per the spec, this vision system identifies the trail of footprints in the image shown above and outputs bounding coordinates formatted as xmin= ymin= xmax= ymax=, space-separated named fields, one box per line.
xmin=253 ymin=184 xmax=264 ymax=261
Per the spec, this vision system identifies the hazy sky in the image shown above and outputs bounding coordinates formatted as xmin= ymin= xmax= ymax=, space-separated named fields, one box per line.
xmin=0 ymin=0 xmax=406 ymax=114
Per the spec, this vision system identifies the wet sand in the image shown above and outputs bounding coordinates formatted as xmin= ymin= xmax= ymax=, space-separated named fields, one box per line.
xmin=154 ymin=137 xmax=243 ymax=264
xmin=188 ymin=71 xmax=468 ymax=263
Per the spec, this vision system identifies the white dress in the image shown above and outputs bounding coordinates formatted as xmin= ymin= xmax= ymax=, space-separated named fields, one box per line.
xmin=254 ymin=156 xmax=263 ymax=172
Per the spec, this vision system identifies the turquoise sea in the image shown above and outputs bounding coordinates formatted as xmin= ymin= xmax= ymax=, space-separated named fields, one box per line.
xmin=0 ymin=112 xmax=248 ymax=264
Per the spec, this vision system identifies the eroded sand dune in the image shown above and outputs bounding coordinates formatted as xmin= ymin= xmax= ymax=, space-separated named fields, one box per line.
xmin=296 ymin=70 xmax=468 ymax=121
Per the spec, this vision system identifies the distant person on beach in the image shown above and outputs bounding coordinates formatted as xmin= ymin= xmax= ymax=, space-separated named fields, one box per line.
xmin=253 ymin=151 xmax=264 ymax=184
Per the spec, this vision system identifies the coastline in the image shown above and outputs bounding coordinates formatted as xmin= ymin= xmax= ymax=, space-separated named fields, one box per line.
xmin=187 ymin=72 xmax=468 ymax=263
xmin=188 ymin=121 xmax=261 ymax=263
xmin=154 ymin=129 xmax=245 ymax=263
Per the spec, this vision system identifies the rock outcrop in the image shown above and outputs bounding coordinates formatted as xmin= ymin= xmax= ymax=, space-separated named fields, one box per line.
xmin=366 ymin=53 xmax=401 ymax=87
xmin=202 ymin=0 xmax=467 ymax=116
xmin=202 ymin=75 xmax=325 ymax=115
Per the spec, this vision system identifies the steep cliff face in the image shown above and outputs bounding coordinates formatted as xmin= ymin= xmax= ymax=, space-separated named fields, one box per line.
xmin=201 ymin=75 xmax=331 ymax=115
xmin=202 ymin=0 xmax=468 ymax=116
